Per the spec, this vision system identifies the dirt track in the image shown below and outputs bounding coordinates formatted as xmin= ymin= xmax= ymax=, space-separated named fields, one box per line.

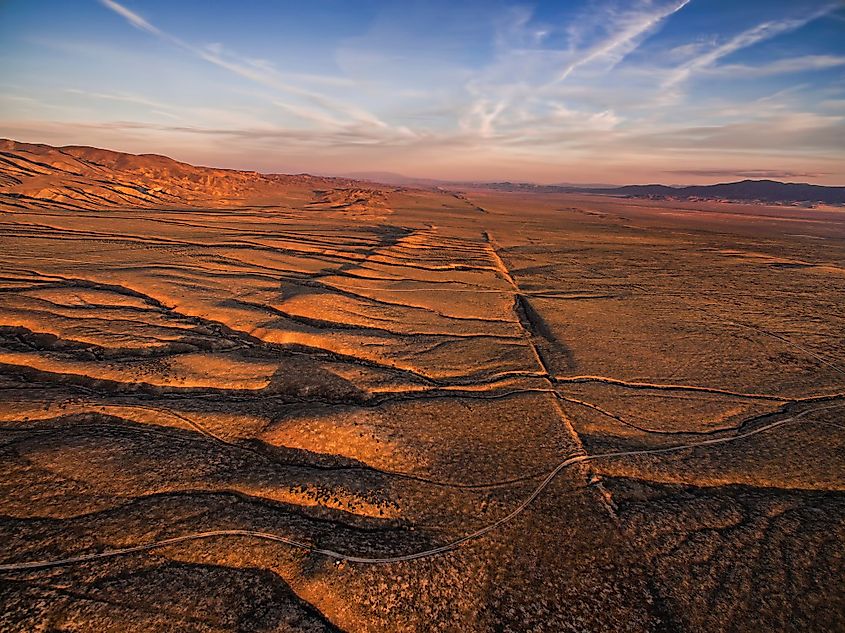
xmin=3 ymin=399 xmax=841 ymax=572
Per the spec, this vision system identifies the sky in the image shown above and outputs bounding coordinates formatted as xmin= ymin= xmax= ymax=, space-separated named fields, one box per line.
xmin=1 ymin=0 xmax=844 ymax=184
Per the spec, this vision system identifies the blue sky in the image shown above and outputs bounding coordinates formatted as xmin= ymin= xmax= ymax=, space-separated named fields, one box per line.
xmin=1 ymin=0 xmax=844 ymax=183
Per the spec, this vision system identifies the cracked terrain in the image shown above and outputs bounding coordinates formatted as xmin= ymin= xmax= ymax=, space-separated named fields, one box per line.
xmin=1 ymin=140 xmax=844 ymax=632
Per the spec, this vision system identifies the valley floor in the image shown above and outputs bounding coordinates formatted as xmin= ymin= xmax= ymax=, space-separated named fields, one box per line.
xmin=1 ymin=188 xmax=844 ymax=632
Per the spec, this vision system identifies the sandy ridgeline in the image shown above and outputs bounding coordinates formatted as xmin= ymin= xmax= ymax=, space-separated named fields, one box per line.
xmin=1 ymin=142 xmax=844 ymax=632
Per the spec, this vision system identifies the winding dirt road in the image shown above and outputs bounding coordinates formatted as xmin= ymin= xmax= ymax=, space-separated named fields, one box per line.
xmin=2 ymin=401 xmax=840 ymax=572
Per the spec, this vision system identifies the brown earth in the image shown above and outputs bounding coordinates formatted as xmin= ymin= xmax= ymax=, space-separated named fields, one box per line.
xmin=0 ymin=141 xmax=843 ymax=632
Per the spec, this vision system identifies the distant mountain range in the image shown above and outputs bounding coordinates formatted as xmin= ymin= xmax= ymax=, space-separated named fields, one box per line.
xmin=460 ymin=179 xmax=845 ymax=205
xmin=577 ymin=180 xmax=845 ymax=205
xmin=346 ymin=172 xmax=845 ymax=205
xmin=341 ymin=171 xmax=445 ymax=187
xmin=343 ymin=171 xmax=618 ymax=190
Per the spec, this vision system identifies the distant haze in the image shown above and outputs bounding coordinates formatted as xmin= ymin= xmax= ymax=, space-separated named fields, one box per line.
xmin=1 ymin=0 xmax=844 ymax=184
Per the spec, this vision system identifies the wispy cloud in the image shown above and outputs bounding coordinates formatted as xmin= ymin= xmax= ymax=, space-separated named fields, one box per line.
xmin=664 ymin=3 xmax=841 ymax=87
xmin=98 ymin=0 xmax=387 ymax=131
xmin=457 ymin=1 xmax=691 ymax=140
xmin=100 ymin=0 xmax=162 ymax=36
xmin=552 ymin=0 xmax=692 ymax=83
xmin=708 ymin=54 xmax=845 ymax=77
xmin=65 ymin=88 xmax=177 ymax=115
xmin=193 ymin=43 xmax=389 ymax=129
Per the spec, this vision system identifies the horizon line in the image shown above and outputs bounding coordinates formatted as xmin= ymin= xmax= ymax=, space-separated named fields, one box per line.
xmin=4 ymin=136 xmax=843 ymax=190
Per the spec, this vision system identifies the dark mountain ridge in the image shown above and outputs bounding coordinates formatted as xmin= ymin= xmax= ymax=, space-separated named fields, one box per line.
xmin=480 ymin=178 xmax=845 ymax=205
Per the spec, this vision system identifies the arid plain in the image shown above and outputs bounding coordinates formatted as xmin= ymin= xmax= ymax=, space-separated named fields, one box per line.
xmin=1 ymin=140 xmax=844 ymax=632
